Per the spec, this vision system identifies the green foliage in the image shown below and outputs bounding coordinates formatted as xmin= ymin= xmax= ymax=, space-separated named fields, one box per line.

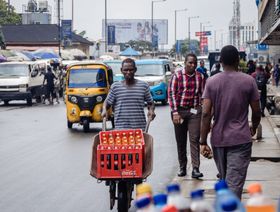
xmin=120 ymin=40 xmax=152 ymax=52
xmin=0 ymin=0 xmax=21 ymax=25
xmin=171 ymin=39 xmax=200 ymax=58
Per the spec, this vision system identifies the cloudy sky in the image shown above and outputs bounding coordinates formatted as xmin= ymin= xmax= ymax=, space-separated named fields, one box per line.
xmin=10 ymin=0 xmax=258 ymax=49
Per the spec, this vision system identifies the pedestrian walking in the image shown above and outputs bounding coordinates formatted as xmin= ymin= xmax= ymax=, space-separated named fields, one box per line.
xmin=247 ymin=60 xmax=256 ymax=75
xmin=196 ymin=60 xmax=209 ymax=79
xmin=168 ymin=53 xmax=205 ymax=178
xmin=101 ymin=58 xmax=156 ymax=130
xmin=43 ymin=66 xmax=57 ymax=105
xmin=200 ymin=45 xmax=261 ymax=199
xmin=251 ymin=65 xmax=270 ymax=117
xmin=273 ymin=64 xmax=280 ymax=87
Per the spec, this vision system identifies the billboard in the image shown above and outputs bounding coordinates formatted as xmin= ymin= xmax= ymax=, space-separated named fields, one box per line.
xmin=102 ymin=19 xmax=168 ymax=45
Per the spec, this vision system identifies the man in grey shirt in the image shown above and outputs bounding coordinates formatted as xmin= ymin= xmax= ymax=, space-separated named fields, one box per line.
xmin=102 ymin=58 xmax=156 ymax=130
xmin=200 ymin=45 xmax=261 ymax=199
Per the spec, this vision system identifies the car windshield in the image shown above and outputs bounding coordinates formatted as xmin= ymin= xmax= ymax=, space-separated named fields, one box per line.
xmin=136 ymin=64 xmax=164 ymax=76
xmin=68 ymin=68 xmax=107 ymax=88
xmin=105 ymin=62 xmax=122 ymax=75
xmin=0 ymin=64 xmax=30 ymax=77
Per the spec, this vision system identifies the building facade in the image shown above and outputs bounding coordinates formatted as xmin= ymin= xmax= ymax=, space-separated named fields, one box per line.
xmin=258 ymin=0 xmax=280 ymax=64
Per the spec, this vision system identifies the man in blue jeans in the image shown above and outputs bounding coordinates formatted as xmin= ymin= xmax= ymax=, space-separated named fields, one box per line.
xmin=200 ymin=45 xmax=261 ymax=199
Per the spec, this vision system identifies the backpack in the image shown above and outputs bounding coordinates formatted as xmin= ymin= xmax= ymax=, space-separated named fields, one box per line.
xmin=255 ymin=72 xmax=266 ymax=90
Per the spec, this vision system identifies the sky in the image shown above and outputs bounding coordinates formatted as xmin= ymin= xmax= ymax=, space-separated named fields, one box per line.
xmin=10 ymin=0 xmax=258 ymax=49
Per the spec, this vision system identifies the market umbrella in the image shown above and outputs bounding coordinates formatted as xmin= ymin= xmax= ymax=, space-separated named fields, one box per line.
xmin=119 ymin=47 xmax=141 ymax=57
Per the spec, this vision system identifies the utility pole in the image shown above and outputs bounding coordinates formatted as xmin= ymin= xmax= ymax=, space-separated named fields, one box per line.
xmin=105 ymin=0 xmax=107 ymax=53
xmin=72 ymin=0 xmax=74 ymax=30
xmin=58 ymin=0 xmax=61 ymax=56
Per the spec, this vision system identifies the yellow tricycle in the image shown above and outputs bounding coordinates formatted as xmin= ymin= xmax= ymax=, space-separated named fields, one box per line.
xmin=65 ymin=61 xmax=114 ymax=132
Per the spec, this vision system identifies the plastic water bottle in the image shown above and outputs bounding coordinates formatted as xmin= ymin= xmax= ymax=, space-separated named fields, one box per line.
xmin=153 ymin=193 xmax=167 ymax=211
xmin=166 ymin=183 xmax=191 ymax=212
xmin=162 ymin=205 xmax=178 ymax=212
xmin=190 ymin=189 xmax=214 ymax=212
xmin=135 ymin=195 xmax=156 ymax=212
xmin=214 ymin=180 xmax=245 ymax=212
xmin=246 ymin=183 xmax=276 ymax=212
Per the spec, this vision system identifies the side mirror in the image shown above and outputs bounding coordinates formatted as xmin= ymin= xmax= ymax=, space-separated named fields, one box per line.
xmin=31 ymin=69 xmax=39 ymax=77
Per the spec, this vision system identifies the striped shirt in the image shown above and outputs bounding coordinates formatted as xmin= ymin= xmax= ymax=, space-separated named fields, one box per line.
xmin=168 ymin=67 xmax=205 ymax=113
xmin=105 ymin=79 xmax=153 ymax=130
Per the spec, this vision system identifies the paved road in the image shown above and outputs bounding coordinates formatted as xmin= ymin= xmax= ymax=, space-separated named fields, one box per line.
xmin=0 ymin=101 xmax=177 ymax=212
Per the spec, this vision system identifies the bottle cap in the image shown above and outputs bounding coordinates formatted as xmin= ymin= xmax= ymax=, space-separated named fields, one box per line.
xmin=247 ymin=183 xmax=262 ymax=194
xmin=135 ymin=196 xmax=151 ymax=209
xmin=215 ymin=180 xmax=228 ymax=191
xmin=166 ymin=183 xmax=180 ymax=193
xmin=190 ymin=189 xmax=204 ymax=199
xmin=221 ymin=198 xmax=238 ymax=211
xmin=162 ymin=205 xmax=178 ymax=212
xmin=153 ymin=193 xmax=167 ymax=206
xmin=136 ymin=183 xmax=152 ymax=197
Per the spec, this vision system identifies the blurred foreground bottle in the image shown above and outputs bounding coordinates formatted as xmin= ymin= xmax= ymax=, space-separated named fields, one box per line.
xmin=135 ymin=195 xmax=156 ymax=212
xmin=136 ymin=183 xmax=153 ymax=199
xmin=153 ymin=193 xmax=167 ymax=211
xmin=246 ymin=183 xmax=276 ymax=212
xmin=166 ymin=183 xmax=191 ymax=212
xmin=190 ymin=189 xmax=213 ymax=212
xmin=214 ymin=180 xmax=245 ymax=212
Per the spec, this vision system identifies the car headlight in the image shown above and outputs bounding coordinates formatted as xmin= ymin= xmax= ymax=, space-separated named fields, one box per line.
xmin=19 ymin=84 xmax=27 ymax=92
xmin=68 ymin=95 xmax=78 ymax=104
xmin=96 ymin=96 xmax=103 ymax=102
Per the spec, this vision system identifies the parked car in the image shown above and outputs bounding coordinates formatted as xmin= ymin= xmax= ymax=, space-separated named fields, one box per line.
xmin=103 ymin=60 xmax=124 ymax=82
xmin=135 ymin=59 xmax=174 ymax=105
xmin=0 ymin=61 xmax=47 ymax=105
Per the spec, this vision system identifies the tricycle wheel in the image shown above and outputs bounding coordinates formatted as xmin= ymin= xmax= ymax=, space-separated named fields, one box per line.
xmin=117 ymin=181 xmax=133 ymax=212
xmin=67 ymin=120 xmax=73 ymax=129
xmin=109 ymin=182 xmax=116 ymax=210
xmin=83 ymin=119 xmax=90 ymax=132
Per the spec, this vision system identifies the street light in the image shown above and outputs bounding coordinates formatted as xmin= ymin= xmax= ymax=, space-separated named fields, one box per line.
xmin=151 ymin=0 xmax=166 ymax=57
xmin=188 ymin=16 xmax=199 ymax=51
xmin=174 ymin=8 xmax=187 ymax=59
xmin=105 ymin=0 xmax=107 ymax=53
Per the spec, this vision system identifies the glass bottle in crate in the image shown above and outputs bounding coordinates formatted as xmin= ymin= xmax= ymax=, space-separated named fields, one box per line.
xmin=108 ymin=133 xmax=114 ymax=145
xmin=135 ymin=135 xmax=142 ymax=145
xmin=101 ymin=133 xmax=108 ymax=145
xmin=122 ymin=132 xmax=128 ymax=145
xmin=115 ymin=133 xmax=122 ymax=145
xmin=128 ymin=131 xmax=135 ymax=145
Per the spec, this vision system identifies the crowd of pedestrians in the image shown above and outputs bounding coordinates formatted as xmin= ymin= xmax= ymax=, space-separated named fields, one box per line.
xmin=100 ymin=45 xmax=280 ymax=200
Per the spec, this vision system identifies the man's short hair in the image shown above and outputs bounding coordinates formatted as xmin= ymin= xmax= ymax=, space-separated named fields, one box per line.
xmin=122 ymin=58 xmax=136 ymax=68
xmin=185 ymin=53 xmax=197 ymax=62
xmin=220 ymin=45 xmax=239 ymax=66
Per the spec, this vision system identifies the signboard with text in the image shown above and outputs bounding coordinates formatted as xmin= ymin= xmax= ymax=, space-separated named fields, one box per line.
xmin=107 ymin=25 xmax=116 ymax=45
xmin=195 ymin=31 xmax=211 ymax=36
xmin=102 ymin=19 xmax=168 ymax=44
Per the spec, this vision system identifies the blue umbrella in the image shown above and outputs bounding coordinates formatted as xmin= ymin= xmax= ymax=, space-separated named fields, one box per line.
xmin=21 ymin=51 xmax=36 ymax=60
xmin=32 ymin=51 xmax=59 ymax=59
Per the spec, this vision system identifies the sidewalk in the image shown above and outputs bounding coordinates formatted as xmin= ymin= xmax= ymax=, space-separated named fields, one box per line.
xmin=173 ymin=113 xmax=280 ymax=203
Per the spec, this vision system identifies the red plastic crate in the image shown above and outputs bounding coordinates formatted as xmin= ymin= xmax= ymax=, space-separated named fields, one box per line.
xmin=96 ymin=144 xmax=144 ymax=179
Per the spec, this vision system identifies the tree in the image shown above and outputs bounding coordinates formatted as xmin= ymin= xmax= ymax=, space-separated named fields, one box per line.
xmin=170 ymin=39 xmax=200 ymax=59
xmin=0 ymin=0 xmax=22 ymax=25
xmin=120 ymin=40 xmax=152 ymax=52
xmin=0 ymin=0 xmax=22 ymax=49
